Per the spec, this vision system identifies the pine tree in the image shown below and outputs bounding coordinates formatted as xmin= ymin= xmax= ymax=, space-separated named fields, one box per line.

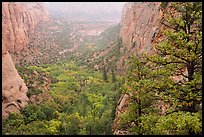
xmin=116 ymin=2 xmax=202 ymax=135
xmin=149 ymin=2 xmax=202 ymax=113
xmin=117 ymin=55 xmax=159 ymax=135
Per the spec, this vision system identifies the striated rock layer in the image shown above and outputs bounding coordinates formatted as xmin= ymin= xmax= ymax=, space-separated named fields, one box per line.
xmin=2 ymin=2 xmax=49 ymax=117
xmin=119 ymin=2 xmax=162 ymax=52
xmin=116 ymin=2 xmax=163 ymax=74
xmin=2 ymin=2 xmax=49 ymax=64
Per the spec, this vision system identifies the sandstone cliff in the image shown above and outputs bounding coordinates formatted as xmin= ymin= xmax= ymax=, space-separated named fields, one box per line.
xmin=2 ymin=2 xmax=49 ymax=117
xmin=116 ymin=2 xmax=163 ymax=74
xmin=119 ymin=2 xmax=162 ymax=52
xmin=2 ymin=43 xmax=28 ymax=118
xmin=2 ymin=2 xmax=49 ymax=64
xmin=113 ymin=2 xmax=164 ymax=134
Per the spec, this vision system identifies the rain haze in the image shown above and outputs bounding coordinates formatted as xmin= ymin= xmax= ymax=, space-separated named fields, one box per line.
xmin=45 ymin=2 xmax=126 ymax=23
xmin=2 ymin=2 xmax=202 ymax=135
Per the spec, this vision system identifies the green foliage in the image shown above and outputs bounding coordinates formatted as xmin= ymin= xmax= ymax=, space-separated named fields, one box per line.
xmin=117 ymin=55 xmax=159 ymax=134
xmin=27 ymin=89 xmax=43 ymax=98
xmin=40 ymin=105 xmax=58 ymax=120
xmin=4 ymin=61 xmax=121 ymax=135
xmin=150 ymin=2 xmax=202 ymax=112
xmin=4 ymin=112 xmax=24 ymax=127
xmin=160 ymin=2 xmax=168 ymax=9
xmin=139 ymin=111 xmax=202 ymax=135
xmin=59 ymin=113 xmax=82 ymax=135
xmin=21 ymin=104 xmax=40 ymax=124
xmin=115 ymin=2 xmax=202 ymax=135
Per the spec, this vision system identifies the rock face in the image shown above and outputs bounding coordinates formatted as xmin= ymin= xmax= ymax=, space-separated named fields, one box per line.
xmin=119 ymin=2 xmax=162 ymax=52
xmin=2 ymin=2 xmax=49 ymax=64
xmin=2 ymin=44 xmax=29 ymax=118
xmin=2 ymin=2 xmax=49 ymax=117
xmin=113 ymin=94 xmax=129 ymax=135
xmin=116 ymin=2 xmax=163 ymax=74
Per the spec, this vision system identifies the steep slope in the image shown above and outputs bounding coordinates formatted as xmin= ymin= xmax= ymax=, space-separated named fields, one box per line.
xmin=112 ymin=2 xmax=164 ymax=134
xmin=113 ymin=2 xmax=202 ymax=135
xmin=2 ymin=2 xmax=49 ymax=64
xmin=116 ymin=2 xmax=162 ymax=74
xmin=85 ymin=2 xmax=163 ymax=75
xmin=2 ymin=2 xmax=49 ymax=117
xmin=79 ymin=24 xmax=121 ymax=70
xmin=119 ymin=2 xmax=162 ymax=52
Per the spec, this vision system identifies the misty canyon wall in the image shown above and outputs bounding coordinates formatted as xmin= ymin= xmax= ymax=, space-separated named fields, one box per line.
xmin=2 ymin=2 xmax=49 ymax=117
xmin=2 ymin=2 xmax=49 ymax=64
xmin=119 ymin=2 xmax=162 ymax=53
xmin=113 ymin=2 xmax=163 ymax=134
xmin=116 ymin=2 xmax=163 ymax=74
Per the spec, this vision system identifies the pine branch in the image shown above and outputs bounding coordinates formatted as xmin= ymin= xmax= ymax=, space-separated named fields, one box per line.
xmin=148 ymin=56 xmax=186 ymax=66
xmin=174 ymin=72 xmax=189 ymax=79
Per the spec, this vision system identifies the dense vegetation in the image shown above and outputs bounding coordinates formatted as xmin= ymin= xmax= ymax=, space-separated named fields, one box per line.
xmin=115 ymin=2 xmax=202 ymax=135
xmin=2 ymin=2 xmax=202 ymax=135
xmin=3 ymin=61 xmax=122 ymax=135
xmin=73 ymin=24 xmax=121 ymax=69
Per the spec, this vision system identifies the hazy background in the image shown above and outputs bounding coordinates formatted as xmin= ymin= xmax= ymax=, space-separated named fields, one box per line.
xmin=45 ymin=2 xmax=126 ymax=23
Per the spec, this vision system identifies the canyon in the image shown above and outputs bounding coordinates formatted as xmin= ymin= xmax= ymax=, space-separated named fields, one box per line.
xmin=2 ymin=1 xmax=122 ymax=119
xmin=85 ymin=2 xmax=163 ymax=75
xmin=2 ymin=2 xmax=202 ymax=135
xmin=2 ymin=1 xmax=162 ymax=121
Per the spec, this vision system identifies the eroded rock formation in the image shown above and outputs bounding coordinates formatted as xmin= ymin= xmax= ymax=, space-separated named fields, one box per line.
xmin=2 ymin=44 xmax=28 ymax=118
xmin=119 ymin=2 xmax=162 ymax=52
xmin=2 ymin=2 xmax=49 ymax=117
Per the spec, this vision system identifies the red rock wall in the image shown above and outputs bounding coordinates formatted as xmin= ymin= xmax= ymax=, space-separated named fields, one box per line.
xmin=113 ymin=2 xmax=164 ymax=134
xmin=2 ymin=2 xmax=49 ymax=117
xmin=119 ymin=2 xmax=162 ymax=53
xmin=2 ymin=43 xmax=28 ymax=118
xmin=115 ymin=2 xmax=163 ymax=75
xmin=2 ymin=2 xmax=49 ymax=58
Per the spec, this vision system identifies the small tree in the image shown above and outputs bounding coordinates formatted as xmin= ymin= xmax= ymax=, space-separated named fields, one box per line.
xmin=117 ymin=55 xmax=159 ymax=135
xmin=103 ymin=67 xmax=108 ymax=82
xmin=111 ymin=68 xmax=116 ymax=82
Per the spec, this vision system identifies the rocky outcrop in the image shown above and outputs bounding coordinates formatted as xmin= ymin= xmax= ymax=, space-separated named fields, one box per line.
xmin=2 ymin=2 xmax=49 ymax=64
xmin=89 ymin=3 xmax=163 ymax=75
xmin=113 ymin=94 xmax=129 ymax=135
xmin=2 ymin=44 xmax=29 ymax=118
xmin=2 ymin=2 xmax=49 ymax=117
